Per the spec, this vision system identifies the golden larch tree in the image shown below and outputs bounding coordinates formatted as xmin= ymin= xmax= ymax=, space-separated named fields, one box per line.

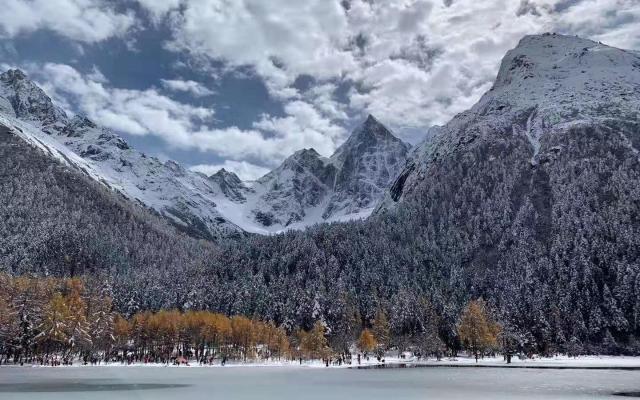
xmin=457 ymin=299 xmax=501 ymax=362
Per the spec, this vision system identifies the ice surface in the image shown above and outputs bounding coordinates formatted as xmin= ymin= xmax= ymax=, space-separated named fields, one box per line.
xmin=1 ymin=364 xmax=639 ymax=399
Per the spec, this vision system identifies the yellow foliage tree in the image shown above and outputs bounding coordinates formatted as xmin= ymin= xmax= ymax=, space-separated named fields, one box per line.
xmin=299 ymin=321 xmax=330 ymax=360
xmin=457 ymin=299 xmax=501 ymax=362
xmin=202 ymin=313 xmax=231 ymax=353
xmin=358 ymin=329 xmax=377 ymax=354
xmin=38 ymin=292 xmax=71 ymax=351
xmin=113 ymin=314 xmax=130 ymax=352
xmin=231 ymin=316 xmax=255 ymax=360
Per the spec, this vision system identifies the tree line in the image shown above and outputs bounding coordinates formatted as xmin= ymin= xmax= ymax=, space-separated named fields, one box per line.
xmin=0 ymin=274 xmax=507 ymax=366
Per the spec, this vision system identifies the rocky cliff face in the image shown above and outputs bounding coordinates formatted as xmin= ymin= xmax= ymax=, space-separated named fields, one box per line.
xmin=0 ymin=69 xmax=68 ymax=132
xmin=325 ymin=115 xmax=410 ymax=219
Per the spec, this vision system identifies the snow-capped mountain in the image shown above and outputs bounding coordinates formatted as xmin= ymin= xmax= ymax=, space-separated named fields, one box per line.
xmin=0 ymin=69 xmax=243 ymax=240
xmin=380 ymin=33 xmax=640 ymax=209
xmin=240 ymin=115 xmax=410 ymax=232
xmin=326 ymin=115 xmax=410 ymax=219
xmin=0 ymin=69 xmax=409 ymax=237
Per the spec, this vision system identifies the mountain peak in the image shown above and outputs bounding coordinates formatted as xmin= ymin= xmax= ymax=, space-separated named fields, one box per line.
xmin=211 ymin=167 xmax=241 ymax=182
xmin=331 ymin=115 xmax=408 ymax=165
xmin=355 ymin=114 xmax=395 ymax=141
xmin=0 ymin=69 xmax=27 ymax=83
xmin=483 ymin=32 xmax=640 ymax=120
xmin=293 ymin=148 xmax=321 ymax=158
xmin=0 ymin=68 xmax=68 ymax=129
xmin=210 ymin=168 xmax=248 ymax=202
xmin=516 ymin=32 xmax=597 ymax=49
xmin=364 ymin=113 xmax=379 ymax=125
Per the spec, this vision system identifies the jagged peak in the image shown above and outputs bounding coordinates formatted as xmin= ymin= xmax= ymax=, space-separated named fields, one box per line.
xmin=164 ymin=159 xmax=186 ymax=175
xmin=330 ymin=115 xmax=407 ymax=165
xmin=0 ymin=69 xmax=46 ymax=94
xmin=0 ymin=69 xmax=28 ymax=83
xmin=492 ymin=33 xmax=635 ymax=91
xmin=210 ymin=168 xmax=248 ymax=202
xmin=355 ymin=114 xmax=395 ymax=140
xmin=477 ymin=32 xmax=640 ymax=120
xmin=68 ymin=114 xmax=97 ymax=129
xmin=278 ymin=148 xmax=326 ymax=171
xmin=0 ymin=68 xmax=68 ymax=128
xmin=515 ymin=32 xmax=598 ymax=50
xmin=293 ymin=148 xmax=321 ymax=158
xmin=364 ymin=113 xmax=379 ymax=125
xmin=211 ymin=168 xmax=242 ymax=183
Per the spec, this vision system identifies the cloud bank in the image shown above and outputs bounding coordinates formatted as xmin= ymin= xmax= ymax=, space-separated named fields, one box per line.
xmin=7 ymin=0 xmax=639 ymax=176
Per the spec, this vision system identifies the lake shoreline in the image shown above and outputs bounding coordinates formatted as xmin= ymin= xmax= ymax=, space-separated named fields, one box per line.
xmin=3 ymin=355 xmax=640 ymax=371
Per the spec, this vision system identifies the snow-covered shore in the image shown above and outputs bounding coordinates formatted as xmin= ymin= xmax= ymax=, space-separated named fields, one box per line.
xmin=4 ymin=355 xmax=640 ymax=370
xmin=390 ymin=355 xmax=640 ymax=369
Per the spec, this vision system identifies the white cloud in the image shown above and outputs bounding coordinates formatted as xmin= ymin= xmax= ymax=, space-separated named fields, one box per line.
xmin=28 ymin=63 xmax=344 ymax=168
xmin=184 ymin=100 xmax=345 ymax=166
xmin=163 ymin=0 xmax=355 ymax=94
xmin=136 ymin=0 xmax=182 ymax=21
xmin=0 ymin=0 xmax=136 ymax=43
xmin=253 ymin=101 xmax=346 ymax=157
xmin=137 ymin=0 xmax=640 ymax=143
xmin=545 ymin=0 xmax=640 ymax=50
xmin=34 ymin=63 xmax=213 ymax=149
xmin=189 ymin=160 xmax=270 ymax=180
xmin=161 ymin=78 xmax=215 ymax=97
xmin=8 ymin=0 xmax=639 ymax=170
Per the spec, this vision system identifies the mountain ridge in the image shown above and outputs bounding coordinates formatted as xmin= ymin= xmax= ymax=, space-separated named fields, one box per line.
xmin=0 ymin=70 xmax=409 ymax=237
xmin=380 ymin=32 xmax=640 ymax=209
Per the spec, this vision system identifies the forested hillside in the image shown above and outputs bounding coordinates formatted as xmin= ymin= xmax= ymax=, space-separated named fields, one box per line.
xmin=0 ymin=124 xmax=221 ymax=281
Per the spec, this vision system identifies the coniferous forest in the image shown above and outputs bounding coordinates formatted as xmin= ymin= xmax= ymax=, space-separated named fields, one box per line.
xmin=1 ymin=116 xmax=639 ymax=361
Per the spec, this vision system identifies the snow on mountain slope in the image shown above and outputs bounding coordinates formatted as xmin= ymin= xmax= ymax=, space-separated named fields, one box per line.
xmin=237 ymin=116 xmax=410 ymax=232
xmin=0 ymin=70 xmax=409 ymax=236
xmin=0 ymin=70 xmax=243 ymax=240
xmin=380 ymin=33 xmax=640 ymax=208
xmin=325 ymin=115 xmax=410 ymax=219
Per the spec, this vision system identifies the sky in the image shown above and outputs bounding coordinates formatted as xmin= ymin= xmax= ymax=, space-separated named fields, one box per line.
xmin=1 ymin=0 xmax=638 ymax=180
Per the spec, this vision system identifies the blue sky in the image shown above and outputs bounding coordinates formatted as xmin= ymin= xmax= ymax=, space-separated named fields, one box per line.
xmin=1 ymin=0 xmax=638 ymax=179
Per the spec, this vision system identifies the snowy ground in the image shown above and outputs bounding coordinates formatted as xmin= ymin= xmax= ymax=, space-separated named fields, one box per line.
xmin=6 ymin=355 xmax=640 ymax=370
xmin=396 ymin=355 xmax=640 ymax=369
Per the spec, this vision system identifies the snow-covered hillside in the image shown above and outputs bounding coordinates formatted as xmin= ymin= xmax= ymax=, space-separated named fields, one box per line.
xmin=0 ymin=69 xmax=244 ymax=240
xmin=0 ymin=70 xmax=409 ymax=237
xmin=381 ymin=33 xmax=640 ymax=207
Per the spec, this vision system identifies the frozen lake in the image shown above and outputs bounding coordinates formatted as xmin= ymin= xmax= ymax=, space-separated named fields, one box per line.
xmin=1 ymin=365 xmax=639 ymax=399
